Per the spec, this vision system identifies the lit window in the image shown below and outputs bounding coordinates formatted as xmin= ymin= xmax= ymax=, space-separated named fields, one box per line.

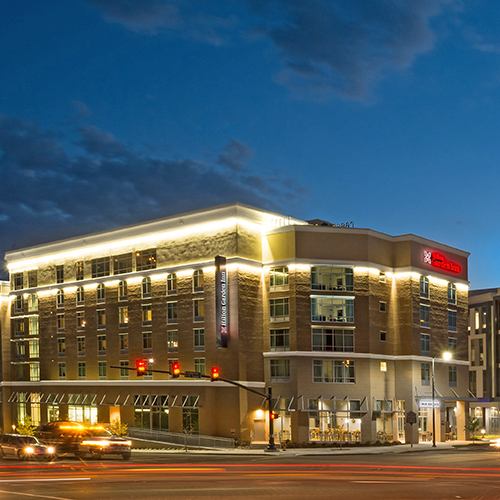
xmin=193 ymin=270 xmax=204 ymax=292
xmin=14 ymin=318 xmax=25 ymax=336
xmin=420 ymin=304 xmax=430 ymax=328
xmin=119 ymin=306 xmax=129 ymax=327
xmin=29 ymin=317 xmax=39 ymax=335
xmin=311 ymin=266 xmax=353 ymax=292
xmin=136 ymin=249 xmax=156 ymax=271
xmin=311 ymin=297 xmax=353 ymax=323
xmin=270 ymin=267 xmax=289 ymax=291
xmin=75 ymin=261 xmax=84 ymax=281
xmin=167 ymin=330 xmax=178 ymax=352
xmin=57 ymin=337 xmax=66 ymax=357
xmin=420 ymin=276 xmax=429 ymax=299
xmin=29 ymin=339 xmax=39 ymax=358
xmin=380 ymin=362 xmax=387 ymax=372
xmin=97 ymin=334 xmax=107 ymax=355
xmin=77 ymin=311 xmax=85 ymax=331
xmin=57 ymin=313 xmax=65 ymax=332
xmin=97 ymin=309 xmax=106 ymax=330
xmin=270 ymin=298 xmax=290 ymax=323
xmin=28 ymin=293 xmax=38 ymax=312
xmin=167 ymin=273 xmax=177 ymax=295
xmin=142 ymin=304 xmax=152 ymax=326
xmin=313 ymin=359 xmax=355 ymax=384
xmin=113 ymin=253 xmax=133 ymax=275
xmin=29 ymin=363 xmax=40 ymax=382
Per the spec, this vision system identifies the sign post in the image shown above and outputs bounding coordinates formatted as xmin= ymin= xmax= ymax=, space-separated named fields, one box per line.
xmin=406 ymin=411 xmax=417 ymax=447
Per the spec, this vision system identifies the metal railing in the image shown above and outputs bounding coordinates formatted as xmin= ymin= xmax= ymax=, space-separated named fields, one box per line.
xmin=129 ymin=427 xmax=235 ymax=450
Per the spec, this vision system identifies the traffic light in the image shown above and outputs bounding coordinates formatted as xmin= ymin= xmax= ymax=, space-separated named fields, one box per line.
xmin=171 ymin=362 xmax=181 ymax=378
xmin=211 ymin=366 xmax=220 ymax=382
xmin=270 ymin=411 xmax=279 ymax=420
xmin=136 ymin=359 xmax=147 ymax=376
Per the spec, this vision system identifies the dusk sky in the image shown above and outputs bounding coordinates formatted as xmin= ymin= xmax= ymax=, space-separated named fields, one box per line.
xmin=0 ymin=0 xmax=499 ymax=288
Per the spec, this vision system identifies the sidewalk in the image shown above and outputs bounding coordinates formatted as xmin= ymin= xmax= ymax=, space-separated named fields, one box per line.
xmin=133 ymin=440 xmax=487 ymax=456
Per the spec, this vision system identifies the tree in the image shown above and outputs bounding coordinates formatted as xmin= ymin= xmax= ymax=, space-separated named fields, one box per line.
xmin=464 ymin=414 xmax=482 ymax=443
xmin=16 ymin=416 xmax=37 ymax=436
xmin=109 ymin=418 xmax=128 ymax=437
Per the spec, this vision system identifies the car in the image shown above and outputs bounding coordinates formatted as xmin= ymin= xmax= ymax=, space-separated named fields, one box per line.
xmin=0 ymin=434 xmax=56 ymax=461
xmin=78 ymin=427 xmax=132 ymax=460
xmin=37 ymin=421 xmax=132 ymax=460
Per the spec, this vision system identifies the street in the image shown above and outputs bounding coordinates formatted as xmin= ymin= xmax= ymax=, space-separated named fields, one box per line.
xmin=0 ymin=447 xmax=500 ymax=499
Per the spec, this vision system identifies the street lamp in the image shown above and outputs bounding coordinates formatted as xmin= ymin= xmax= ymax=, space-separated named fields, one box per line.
xmin=432 ymin=351 xmax=452 ymax=447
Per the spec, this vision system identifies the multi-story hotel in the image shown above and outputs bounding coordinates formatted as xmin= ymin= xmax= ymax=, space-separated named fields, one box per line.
xmin=468 ymin=288 xmax=500 ymax=434
xmin=2 ymin=203 xmax=471 ymax=444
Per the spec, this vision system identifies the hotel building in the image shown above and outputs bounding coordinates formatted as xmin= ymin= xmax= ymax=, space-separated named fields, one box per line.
xmin=2 ymin=203 xmax=471 ymax=444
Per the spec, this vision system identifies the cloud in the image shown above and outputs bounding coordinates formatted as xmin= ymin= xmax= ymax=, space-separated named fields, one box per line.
xmin=87 ymin=0 xmax=450 ymax=99
xmin=0 ymin=115 xmax=306 ymax=277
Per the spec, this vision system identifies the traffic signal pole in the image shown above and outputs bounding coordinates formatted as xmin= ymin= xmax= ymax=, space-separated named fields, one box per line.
xmin=110 ymin=365 xmax=278 ymax=451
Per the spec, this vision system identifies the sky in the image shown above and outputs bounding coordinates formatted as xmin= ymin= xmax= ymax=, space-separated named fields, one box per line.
xmin=0 ymin=0 xmax=499 ymax=288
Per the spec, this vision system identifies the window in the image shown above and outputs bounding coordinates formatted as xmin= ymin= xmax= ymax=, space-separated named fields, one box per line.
xmin=420 ymin=276 xmax=429 ymax=299
xmin=142 ymin=304 xmax=152 ymax=326
xmin=29 ymin=317 xmax=38 ymax=336
xmin=379 ymin=272 xmax=386 ymax=283
xmin=194 ymin=358 xmax=206 ymax=376
xmin=15 ymin=340 xmax=25 ymax=358
xmin=449 ymin=366 xmax=457 ymax=387
xmin=97 ymin=335 xmax=107 ymax=355
xmin=118 ymin=280 xmax=128 ymax=301
xmin=97 ymin=309 xmax=106 ymax=330
xmin=120 ymin=360 xmax=129 ymax=380
xmin=96 ymin=284 xmax=106 ymax=304
xmin=270 ymin=359 xmax=290 ymax=382
xmin=448 ymin=310 xmax=457 ymax=333
xmin=28 ymin=270 xmax=37 ymax=288
xmin=76 ymin=286 xmax=84 ymax=306
xmin=420 ymin=333 xmax=430 ymax=356
xmin=58 ymin=362 xmax=66 ymax=380
xmin=91 ymin=257 xmax=110 ymax=278
xmin=119 ymin=333 xmax=129 ymax=354
xmin=167 ymin=330 xmax=178 ymax=352
xmin=448 ymin=283 xmax=457 ymax=305
xmin=469 ymin=371 xmax=477 ymax=395
xmin=312 ymin=328 xmax=354 ymax=352
xmin=14 ymin=295 xmax=23 ymax=314
xmin=142 ymin=332 xmax=152 ymax=352
xmin=98 ymin=361 xmax=107 ymax=380
xmin=167 ymin=302 xmax=178 ymax=324
xmin=113 ymin=253 xmax=133 ymax=275
xmin=78 ymin=362 xmax=86 ymax=380
xmin=193 ymin=269 xmax=204 ymax=292
xmin=270 ymin=267 xmax=289 ymax=291
xmin=136 ymin=249 xmax=156 ymax=271
xmin=12 ymin=272 xmax=23 ymax=290
xmin=77 ymin=337 xmax=85 ymax=356
xmin=379 ymin=301 xmax=386 ymax=312
xmin=28 ymin=293 xmax=38 ymax=312
xmin=77 ymin=311 xmax=85 ymax=331
xmin=193 ymin=299 xmax=204 ymax=322
xmin=270 ymin=298 xmax=290 ymax=322
xmin=313 ymin=359 xmax=355 ymax=383
xmin=30 ymin=363 xmax=40 ymax=382
xmin=311 ymin=297 xmax=354 ymax=323
xmin=56 ymin=265 xmax=64 ymax=284
xmin=380 ymin=362 xmax=387 ymax=372
xmin=142 ymin=277 xmax=152 ymax=299
xmin=420 ymin=304 xmax=430 ymax=328
xmin=448 ymin=337 xmax=457 ymax=356
xmin=29 ymin=339 xmax=39 ymax=358
xmin=194 ymin=328 xmax=205 ymax=351
xmin=56 ymin=289 xmax=64 ymax=308
xmin=167 ymin=273 xmax=177 ymax=295
xmin=57 ymin=337 xmax=66 ymax=357
xmin=421 ymin=362 xmax=430 ymax=385
xmin=119 ymin=306 xmax=129 ymax=327
xmin=270 ymin=328 xmax=290 ymax=351
xmin=57 ymin=313 xmax=65 ymax=332
xmin=380 ymin=331 xmax=387 ymax=342
xmin=14 ymin=318 xmax=25 ymax=336
xmin=75 ymin=261 xmax=84 ymax=281
xmin=311 ymin=266 xmax=353 ymax=291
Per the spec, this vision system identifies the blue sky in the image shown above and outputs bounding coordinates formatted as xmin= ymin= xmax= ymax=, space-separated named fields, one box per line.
xmin=0 ymin=0 xmax=499 ymax=288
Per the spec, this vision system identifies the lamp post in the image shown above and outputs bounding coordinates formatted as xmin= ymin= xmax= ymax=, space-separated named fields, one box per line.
xmin=432 ymin=351 xmax=452 ymax=447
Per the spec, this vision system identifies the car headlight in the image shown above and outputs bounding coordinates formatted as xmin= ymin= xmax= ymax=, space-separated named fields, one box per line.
xmin=82 ymin=440 xmax=109 ymax=447
xmin=47 ymin=447 xmax=55 ymax=454
xmin=24 ymin=447 xmax=34 ymax=454
xmin=123 ymin=441 xmax=132 ymax=446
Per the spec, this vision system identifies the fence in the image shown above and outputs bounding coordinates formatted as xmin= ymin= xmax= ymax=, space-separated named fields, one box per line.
xmin=129 ymin=427 xmax=235 ymax=450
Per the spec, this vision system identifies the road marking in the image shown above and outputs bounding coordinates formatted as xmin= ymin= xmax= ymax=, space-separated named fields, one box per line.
xmin=0 ymin=487 xmax=83 ymax=500
xmin=0 ymin=478 xmax=91 ymax=483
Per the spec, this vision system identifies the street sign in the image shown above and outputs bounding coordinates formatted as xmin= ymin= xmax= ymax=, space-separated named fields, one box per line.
xmin=183 ymin=371 xmax=202 ymax=378
xmin=406 ymin=411 xmax=417 ymax=424
xmin=419 ymin=400 xmax=440 ymax=408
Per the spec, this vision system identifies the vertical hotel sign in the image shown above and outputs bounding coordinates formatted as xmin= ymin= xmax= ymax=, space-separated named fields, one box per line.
xmin=215 ymin=255 xmax=228 ymax=348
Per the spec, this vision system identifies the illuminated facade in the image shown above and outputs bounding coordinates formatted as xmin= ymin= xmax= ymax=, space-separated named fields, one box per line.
xmin=468 ymin=288 xmax=500 ymax=434
xmin=3 ymin=203 xmax=470 ymax=444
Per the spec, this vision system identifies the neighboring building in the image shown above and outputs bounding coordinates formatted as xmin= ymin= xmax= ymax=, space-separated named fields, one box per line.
xmin=468 ymin=288 xmax=500 ymax=434
xmin=2 ymin=203 xmax=470 ymax=444
xmin=0 ymin=281 xmax=9 ymax=432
